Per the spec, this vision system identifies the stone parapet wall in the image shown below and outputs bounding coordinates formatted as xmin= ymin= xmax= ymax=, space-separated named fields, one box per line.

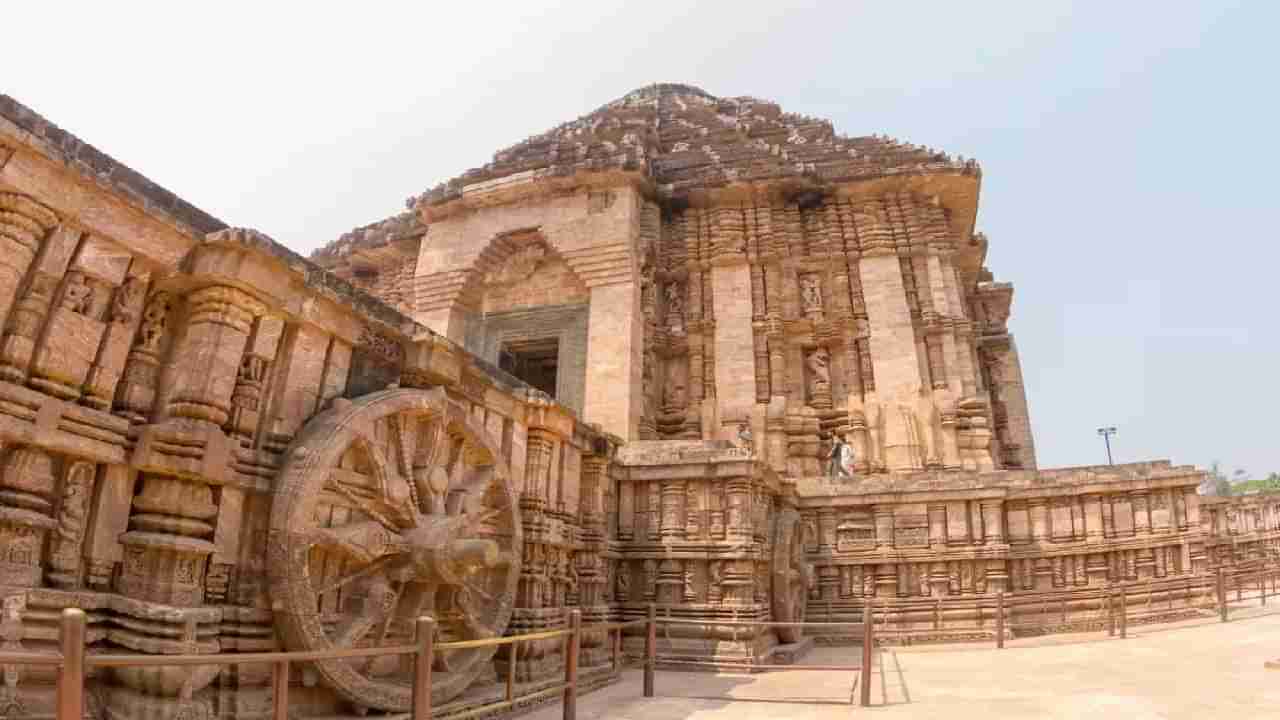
xmin=792 ymin=464 xmax=1280 ymax=641
xmin=797 ymin=463 xmax=1207 ymax=601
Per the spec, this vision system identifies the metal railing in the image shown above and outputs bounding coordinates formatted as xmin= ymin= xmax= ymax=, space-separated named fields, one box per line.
xmin=3 ymin=609 xmax=649 ymax=720
xmin=798 ymin=564 xmax=1280 ymax=647
xmin=644 ymin=603 xmax=878 ymax=707
xmin=6 ymin=565 xmax=1276 ymax=718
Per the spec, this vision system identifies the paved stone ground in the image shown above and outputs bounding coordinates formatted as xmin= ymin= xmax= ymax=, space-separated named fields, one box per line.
xmin=529 ymin=609 xmax=1280 ymax=720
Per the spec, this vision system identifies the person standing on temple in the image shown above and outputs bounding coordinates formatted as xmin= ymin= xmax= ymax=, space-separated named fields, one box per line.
xmin=828 ymin=431 xmax=854 ymax=479
xmin=738 ymin=422 xmax=753 ymax=453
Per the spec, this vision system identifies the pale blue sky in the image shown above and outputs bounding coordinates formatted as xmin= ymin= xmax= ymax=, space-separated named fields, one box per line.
xmin=8 ymin=2 xmax=1276 ymax=474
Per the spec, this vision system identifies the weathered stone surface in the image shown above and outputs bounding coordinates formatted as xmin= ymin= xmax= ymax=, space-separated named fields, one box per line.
xmin=0 ymin=86 xmax=1272 ymax=720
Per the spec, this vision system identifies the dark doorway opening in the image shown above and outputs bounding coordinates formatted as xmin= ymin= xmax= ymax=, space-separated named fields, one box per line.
xmin=498 ymin=338 xmax=559 ymax=399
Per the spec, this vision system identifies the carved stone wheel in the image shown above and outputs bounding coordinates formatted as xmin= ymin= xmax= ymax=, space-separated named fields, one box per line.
xmin=770 ymin=508 xmax=811 ymax=644
xmin=269 ymin=387 xmax=521 ymax=711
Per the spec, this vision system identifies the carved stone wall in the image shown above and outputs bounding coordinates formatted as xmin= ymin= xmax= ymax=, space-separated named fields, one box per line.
xmin=3 ymin=86 xmax=1270 ymax=720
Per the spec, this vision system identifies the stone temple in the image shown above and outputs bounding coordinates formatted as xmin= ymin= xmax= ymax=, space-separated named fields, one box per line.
xmin=0 ymin=84 xmax=1274 ymax=719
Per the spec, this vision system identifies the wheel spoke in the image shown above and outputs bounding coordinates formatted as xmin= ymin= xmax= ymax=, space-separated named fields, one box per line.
xmin=308 ymin=519 xmax=399 ymax=564
xmin=314 ymin=555 xmax=398 ymax=596
xmin=361 ymin=581 xmax=405 ymax=672
xmin=332 ymin=576 xmax=394 ymax=648
xmin=326 ymin=477 xmax=403 ymax=534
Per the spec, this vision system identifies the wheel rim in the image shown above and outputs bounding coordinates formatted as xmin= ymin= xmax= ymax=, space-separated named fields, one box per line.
xmin=268 ymin=388 xmax=522 ymax=710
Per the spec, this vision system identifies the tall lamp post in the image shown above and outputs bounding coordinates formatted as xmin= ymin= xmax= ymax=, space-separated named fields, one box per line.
xmin=1097 ymin=426 xmax=1117 ymax=465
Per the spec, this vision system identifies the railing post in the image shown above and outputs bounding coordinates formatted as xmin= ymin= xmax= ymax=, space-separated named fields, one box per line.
xmin=1261 ymin=571 xmax=1267 ymax=607
xmin=1107 ymin=587 xmax=1115 ymax=637
xmin=934 ymin=598 xmax=941 ymax=631
xmin=507 ymin=638 xmax=517 ymax=702
xmin=612 ymin=626 xmax=621 ymax=674
xmin=643 ymin=603 xmax=656 ymax=698
xmin=859 ymin=602 xmax=873 ymax=708
xmin=414 ymin=616 xmax=435 ymax=720
xmin=1217 ymin=567 xmax=1228 ymax=623
xmin=995 ymin=592 xmax=1005 ymax=649
xmin=1118 ymin=585 xmax=1127 ymax=639
xmin=57 ymin=608 xmax=86 ymax=720
xmin=271 ymin=660 xmax=289 ymax=720
xmin=563 ymin=609 xmax=580 ymax=720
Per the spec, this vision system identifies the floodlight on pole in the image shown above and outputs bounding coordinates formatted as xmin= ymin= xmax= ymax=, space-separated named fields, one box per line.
xmin=1096 ymin=426 xmax=1117 ymax=466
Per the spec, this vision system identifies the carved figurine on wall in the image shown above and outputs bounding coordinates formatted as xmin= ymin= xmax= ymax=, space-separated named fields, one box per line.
xmin=58 ymin=272 xmax=93 ymax=316
xmin=665 ymin=283 xmax=685 ymax=336
xmin=799 ymin=274 xmax=823 ymax=319
xmin=806 ymin=346 xmax=832 ymax=409
xmin=138 ymin=292 xmax=171 ymax=352
xmin=663 ymin=362 xmax=686 ymax=412
xmin=110 ymin=276 xmax=145 ymax=325
xmin=1 ymin=592 xmax=25 ymax=669
xmin=616 ymin=566 xmax=630 ymax=602
xmin=643 ymin=559 xmax=658 ymax=599
xmin=828 ymin=431 xmax=855 ymax=480
xmin=47 ymin=461 xmax=95 ymax=588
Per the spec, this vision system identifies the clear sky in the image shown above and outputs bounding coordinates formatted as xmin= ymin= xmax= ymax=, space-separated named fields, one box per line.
xmin=7 ymin=2 xmax=1276 ymax=475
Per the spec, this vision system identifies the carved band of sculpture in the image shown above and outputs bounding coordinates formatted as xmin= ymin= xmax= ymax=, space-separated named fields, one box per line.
xmin=268 ymin=387 xmax=522 ymax=711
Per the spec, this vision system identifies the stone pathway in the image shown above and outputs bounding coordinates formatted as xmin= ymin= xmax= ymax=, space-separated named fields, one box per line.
xmin=525 ymin=611 xmax=1280 ymax=719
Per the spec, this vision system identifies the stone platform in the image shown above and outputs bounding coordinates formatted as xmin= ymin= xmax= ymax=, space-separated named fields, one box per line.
xmin=522 ymin=612 xmax=1280 ymax=720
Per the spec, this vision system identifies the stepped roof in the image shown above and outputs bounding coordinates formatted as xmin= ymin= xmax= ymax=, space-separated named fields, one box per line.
xmin=316 ymin=84 xmax=980 ymax=263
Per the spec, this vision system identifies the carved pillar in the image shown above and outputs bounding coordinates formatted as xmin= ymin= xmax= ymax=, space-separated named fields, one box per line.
xmin=684 ymin=480 xmax=703 ymax=540
xmin=0 ymin=447 xmax=58 ymax=588
xmin=709 ymin=484 xmax=726 ymax=539
xmin=766 ymin=334 xmax=786 ymax=403
xmin=117 ymin=474 xmax=218 ymax=606
xmin=1131 ymin=491 xmax=1151 ymax=534
xmin=1029 ymin=499 xmax=1048 ymax=542
xmin=874 ymin=506 xmax=893 ymax=548
xmin=659 ymin=480 xmax=685 ymax=540
xmin=711 ymin=242 xmax=755 ymax=434
xmin=166 ymin=286 xmax=265 ymax=426
xmin=521 ymin=429 xmax=554 ymax=549
xmin=618 ymin=480 xmax=634 ymax=541
xmin=225 ymin=316 xmax=285 ymax=445
xmin=46 ymin=461 xmax=97 ymax=589
xmin=817 ymin=507 xmax=836 ymax=554
xmin=646 ymin=481 xmax=661 ymax=541
xmin=726 ymin=476 xmax=751 ymax=542
xmin=113 ymin=291 xmax=173 ymax=423
xmin=579 ymin=456 xmax=608 ymax=544
xmin=1081 ymin=494 xmax=1103 ymax=542
xmin=0 ymin=225 xmax=80 ymax=383
xmin=928 ymin=504 xmax=947 ymax=547
xmin=0 ymin=194 xmax=59 ymax=330
xmin=82 ymin=465 xmax=136 ymax=590
xmin=981 ymin=500 xmax=1004 ymax=544
xmin=82 ymin=274 xmax=149 ymax=409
